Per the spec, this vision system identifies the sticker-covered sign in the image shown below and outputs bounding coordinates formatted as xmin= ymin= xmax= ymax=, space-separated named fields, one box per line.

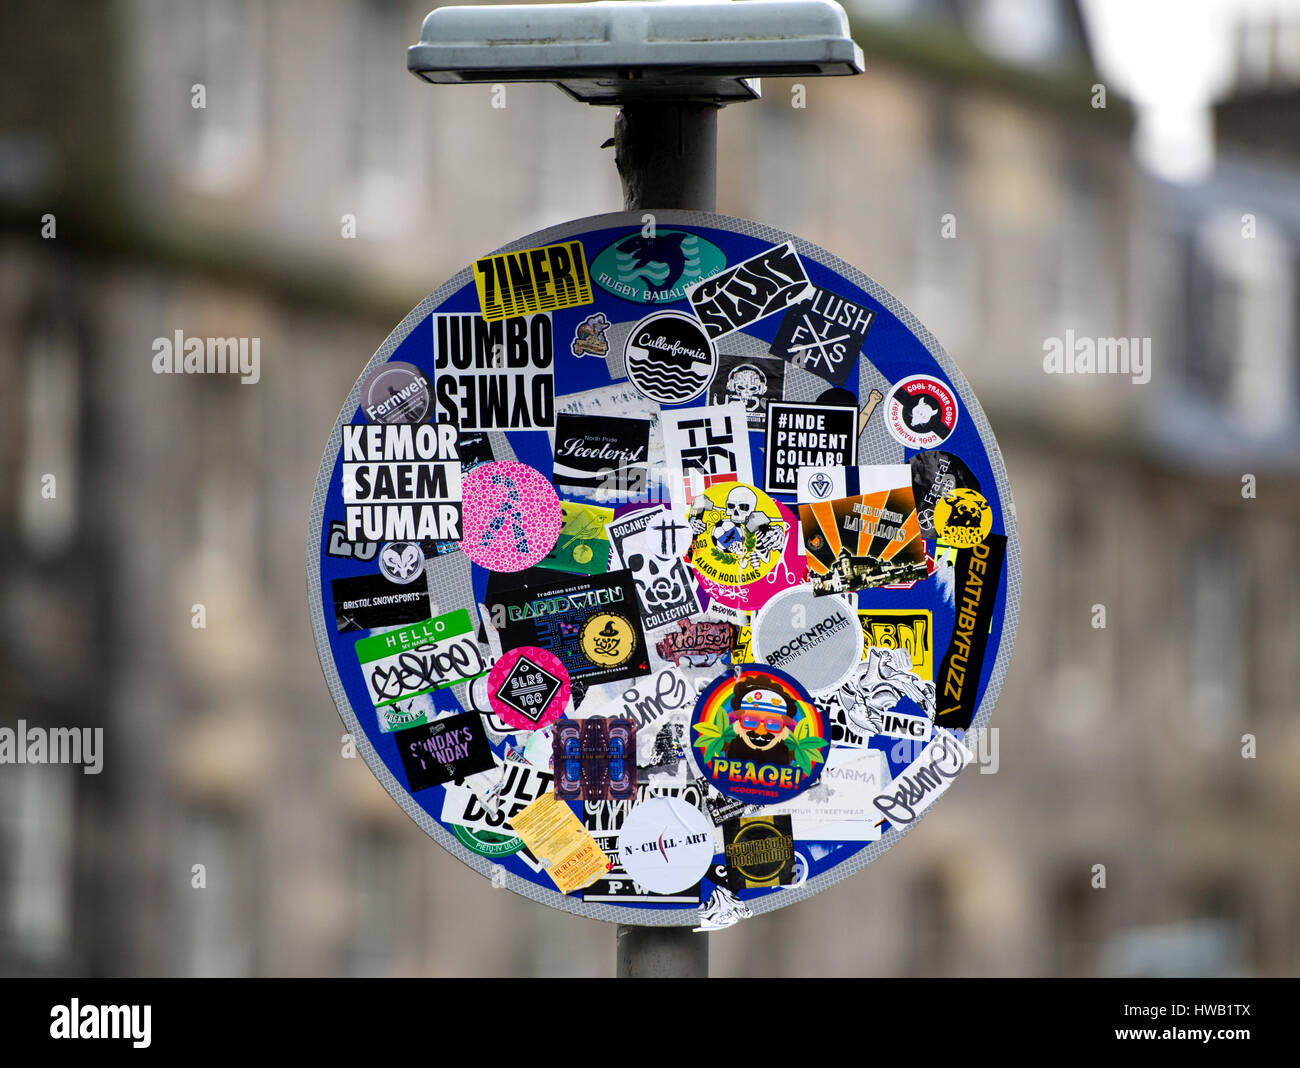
xmin=311 ymin=210 xmax=1018 ymax=926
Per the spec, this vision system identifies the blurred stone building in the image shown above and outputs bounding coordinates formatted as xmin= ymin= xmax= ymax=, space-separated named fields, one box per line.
xmin=0 ymin=0 xmax=1297 ymax=977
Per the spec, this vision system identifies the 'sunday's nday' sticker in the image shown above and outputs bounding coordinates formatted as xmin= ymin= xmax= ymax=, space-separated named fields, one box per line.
xmin=459 ymin=460 xmax=562 ymax=572
xmin=396 ymin=712 xmax=496 ymax=793
xmin=487 ymin=646 xmax=571 ymax=731
xmin=354 ymin=609 xmax=490 ymax=708
xmin=616 ymin=797 xmax=716 ymax=896
xmin=508 ymin=790 xmax=610 ymax=894
xmin=690 ymin=665 xmax=829 ymax=805
xmin=750 ymin=586 xmax=864 ymax=695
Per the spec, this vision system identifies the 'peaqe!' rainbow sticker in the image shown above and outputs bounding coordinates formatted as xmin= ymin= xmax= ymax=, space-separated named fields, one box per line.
xmin=691 ymin=665 xmax=829 ymax=805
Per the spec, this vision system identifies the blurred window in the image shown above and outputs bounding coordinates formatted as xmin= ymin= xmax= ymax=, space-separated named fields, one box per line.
xmin=1187 ymin=535 xmax=1245 ymax=739
xmin=0 ymin=765 xmax=74 ymax=970
xmin=346 ymin=826 xmax=402 ymax=976
xmin=349 ymin=0 xmax=408 ymax=234
xmin=1190 ymin=212 xmax=1297 ymax=432
xmin=179 ymin=0 xmax=265 ymax=193
xmin=907 ymin=867 xmax=955 ymax=974
xmin=18 ymin=310 xmax=80 ymax=557
xmin=176 ymin=807 xmax=255 ymax=976
xmin=912 ymin=105 xmax=974 ymax=350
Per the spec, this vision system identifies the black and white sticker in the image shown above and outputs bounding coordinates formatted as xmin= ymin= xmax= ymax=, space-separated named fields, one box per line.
xmin=623 ymin=310 xmax=717 ymax=405
xmin=332 ymin=571 xmax=431 ymax=632
xmin=661 ymin=403 xmax=754 ymax=486
xmin=768 ymin=287 xmax=874 ymax=386
xmin=708 ymin=352 xmax=787 ymax=429
xmin=377 ymin=541 xmax=426 ymax=584
xmin=764 ymin=401 xmax=857 ymax=496
xmin=552 ymin=412 xmax=650 ymax=501
xmin=432 ymin=312 xmax=554 ymax=430
xmin=687 ymin=242 xmax=812 ymax=341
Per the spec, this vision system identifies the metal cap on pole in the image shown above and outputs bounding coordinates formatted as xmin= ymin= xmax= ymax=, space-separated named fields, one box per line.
xmin=408 ymin=0 xmax=863 ymax=210
xmin=408 ymin=0 xmax=864 ymax=977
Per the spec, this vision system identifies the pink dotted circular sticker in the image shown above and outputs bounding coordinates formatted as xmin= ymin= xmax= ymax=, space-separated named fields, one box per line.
xmin=459 ymin=461 xmax=561 ymax=572
xmin=487 ymin=646 xmax=571 ymax=731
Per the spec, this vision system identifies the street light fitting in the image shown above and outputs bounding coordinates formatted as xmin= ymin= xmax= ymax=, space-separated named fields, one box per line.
xmin=407 ymin=0 xmax=864 ymax=104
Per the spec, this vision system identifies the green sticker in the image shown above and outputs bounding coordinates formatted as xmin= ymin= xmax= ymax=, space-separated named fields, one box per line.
xmin=451 ymin=823 xmax=525 ymax=858
xmin=355 ymin=609 xmax=489 ymax=707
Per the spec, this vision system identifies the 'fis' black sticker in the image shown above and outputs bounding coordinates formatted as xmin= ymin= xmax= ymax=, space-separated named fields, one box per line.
xmin=397 ymin=712 xmax=496 ymax=793
xmin=934 ymin=533 xmax=1006 ymax=730
xmin=332 ymin=571 xmax=430 ymax=633
xmin=769 ymin=287 xmax=874 ymax=387
xmin=687 ymin=242 xmax=811 ymax=341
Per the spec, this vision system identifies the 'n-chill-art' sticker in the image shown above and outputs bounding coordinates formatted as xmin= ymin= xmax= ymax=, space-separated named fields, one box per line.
xmin=690 ymin=665 xmax=829 ymax=805
xmin=310 ymin=210 xmax=1019 ymax=927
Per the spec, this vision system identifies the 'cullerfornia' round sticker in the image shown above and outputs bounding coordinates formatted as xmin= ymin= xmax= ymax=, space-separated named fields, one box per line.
xmin=308 ymin=209 xmax=1021 ymax=928
xmin=690 ymin=665 xmax=828 ymax=805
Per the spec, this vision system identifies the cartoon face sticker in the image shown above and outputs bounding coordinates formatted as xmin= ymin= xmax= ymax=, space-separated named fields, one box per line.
xmin=690 ymin=665 xmax=828 ymax=804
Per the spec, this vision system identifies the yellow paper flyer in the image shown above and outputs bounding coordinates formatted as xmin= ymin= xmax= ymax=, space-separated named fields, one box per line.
xmin=509 ymin=792 xmax=609 ymax=894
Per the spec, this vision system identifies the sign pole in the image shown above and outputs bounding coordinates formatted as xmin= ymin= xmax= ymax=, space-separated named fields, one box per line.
xmin=403 ymin=0 xmax=870 ymax=981
xmin=613 ymin=97 xmax=717 ymax=978
xmin=615 ymin=103 xmax=718 ymax=212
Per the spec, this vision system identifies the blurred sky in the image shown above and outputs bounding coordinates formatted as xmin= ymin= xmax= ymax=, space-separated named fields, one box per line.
xmin=1082 ymin=0 xmax=1300 ymax=178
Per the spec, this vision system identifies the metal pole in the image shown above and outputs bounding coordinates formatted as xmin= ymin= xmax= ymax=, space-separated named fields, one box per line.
xmin=612 ymin=96 xmax=717 ymax=977
xmin=614 ymin=102 xmax=719 ymax=212
xmin=617 ymin=923 xmax=709 ymax=977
